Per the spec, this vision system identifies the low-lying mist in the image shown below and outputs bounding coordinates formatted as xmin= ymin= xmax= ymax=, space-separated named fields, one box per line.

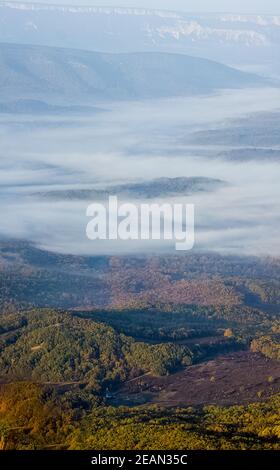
xmin=1 ymin=87 xmax=280 ymax=256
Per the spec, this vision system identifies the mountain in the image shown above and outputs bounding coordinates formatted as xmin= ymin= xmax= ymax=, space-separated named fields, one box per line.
xmin=0 ymin=43 xmax=265 ymax=103
xmin=0 ymin=2 xmax=280 ymax=76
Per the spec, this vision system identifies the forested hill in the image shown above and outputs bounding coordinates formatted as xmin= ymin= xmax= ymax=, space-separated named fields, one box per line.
xmin=0 ymin=309 xmax=192 ymax=390
xmin=0 ymin=43 xmax=266 ymax=103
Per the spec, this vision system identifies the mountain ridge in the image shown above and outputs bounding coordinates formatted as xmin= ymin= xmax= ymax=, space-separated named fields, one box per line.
xmin=2 ymin=1 xmax=280 ymax=77
xmin=0 ymin=42 xmax=266 ymax=103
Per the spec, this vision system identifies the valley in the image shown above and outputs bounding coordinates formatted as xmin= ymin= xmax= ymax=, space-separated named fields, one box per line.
xmin=0 ymin=0 xmax=280 ymax=454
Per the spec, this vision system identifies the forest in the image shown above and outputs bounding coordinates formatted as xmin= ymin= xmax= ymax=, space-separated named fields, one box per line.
xmin=0 ymin=243 xmax=280 ymax=450
xmin=1 ymin=382 xmax=280 ymax=450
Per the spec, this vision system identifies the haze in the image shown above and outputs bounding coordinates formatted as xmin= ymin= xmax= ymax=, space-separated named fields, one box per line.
xmin=21 ymin=0 xmax=280 ymax=15
xmin=1 ymin=87 xmax=280 ymax=256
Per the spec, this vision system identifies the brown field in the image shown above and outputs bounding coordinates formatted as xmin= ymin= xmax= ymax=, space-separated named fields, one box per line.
xmin=112 ymin=351 xmax=280 ymax=407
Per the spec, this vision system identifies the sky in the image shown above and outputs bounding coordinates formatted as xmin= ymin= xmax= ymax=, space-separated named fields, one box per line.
xmin=22 ymin=0 xmax=280 ymax=15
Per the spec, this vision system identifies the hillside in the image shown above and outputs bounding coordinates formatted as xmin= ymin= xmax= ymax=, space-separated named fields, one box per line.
xmin=0 ymin=309 xmax=192 ymax=387
xmin=0 ymin=43 xmax=265 ymax=103
xmin=1 ymin=381 xmax=280 ymax=450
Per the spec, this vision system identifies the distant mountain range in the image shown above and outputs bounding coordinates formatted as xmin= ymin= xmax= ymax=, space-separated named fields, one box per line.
xmin=0 ymin=2 xmax=280 ymax=76
xmin=0 ymin=43 xmax=266 ymax=104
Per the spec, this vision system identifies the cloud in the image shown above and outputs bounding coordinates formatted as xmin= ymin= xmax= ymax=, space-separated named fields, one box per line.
xmin=1 ymin=87 xmax=280 ymax=256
